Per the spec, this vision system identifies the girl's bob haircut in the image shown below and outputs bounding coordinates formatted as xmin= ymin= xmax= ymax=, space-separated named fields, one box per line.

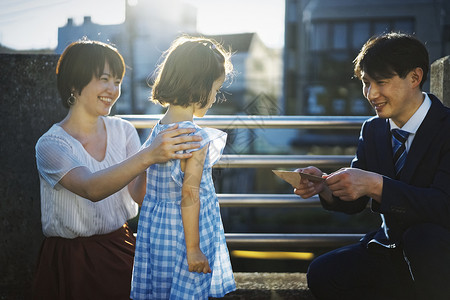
xmin=151 ymin=35 xmax=233 ymax=108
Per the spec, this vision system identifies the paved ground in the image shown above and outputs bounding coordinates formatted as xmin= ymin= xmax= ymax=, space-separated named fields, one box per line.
xmin=211 ymin=272 xmax=315 ymax=300
xmin=0 ymin=272 xmax=314 ymax=300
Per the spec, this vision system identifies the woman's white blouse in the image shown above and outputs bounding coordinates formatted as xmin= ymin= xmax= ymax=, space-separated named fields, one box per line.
xmin=35 ymin=116 xmax=140 ymax=238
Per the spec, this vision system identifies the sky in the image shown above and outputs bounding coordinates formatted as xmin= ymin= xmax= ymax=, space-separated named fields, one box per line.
xmin=0 ymin=0 xmax=285 ymax=50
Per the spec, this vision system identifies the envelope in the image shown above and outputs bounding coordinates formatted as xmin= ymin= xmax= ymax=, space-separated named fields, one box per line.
xmin=272 ymin=170 xmax=325 ymax=189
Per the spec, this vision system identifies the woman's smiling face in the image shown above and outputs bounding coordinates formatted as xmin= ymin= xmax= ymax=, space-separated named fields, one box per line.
xmin=76 ymin=62 xmax=122 ymax=116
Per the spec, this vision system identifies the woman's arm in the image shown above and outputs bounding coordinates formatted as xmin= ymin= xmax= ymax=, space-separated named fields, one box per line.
xmin=181 ymin=145 xmax=211 ymax=274
xmin=59 ymin=125 xmax=202 ymax=202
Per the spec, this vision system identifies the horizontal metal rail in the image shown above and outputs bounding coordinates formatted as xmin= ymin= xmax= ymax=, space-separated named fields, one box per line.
xmin=219 ymin=194 xmax=370 ymax=209
xmin=117 ymin=114 xmax=369 ymax=129
xmin=225 ymin=233 xmax=364 ymax=249
xmin=215 ymin=154 xmax=353 ymax=168
xmin=218 ymin=194 xmax=320 ymax=207
xmin=122 ymin=114 xmax=364 ymax=251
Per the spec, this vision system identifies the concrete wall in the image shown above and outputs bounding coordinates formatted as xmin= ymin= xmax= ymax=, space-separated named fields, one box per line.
xmin=431 ymin=56 xmax=450 ymax=107
xmin=0 ymin=53 xmax=448 ymax=299
xmin=0 ymin=54 xmax=65 ymax=299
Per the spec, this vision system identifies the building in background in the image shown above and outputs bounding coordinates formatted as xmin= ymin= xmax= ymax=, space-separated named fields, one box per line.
xmin=56 ymin=0 xmax=197 ymax=114
xmin=55 ymin=0 xmax=282 ymax=117
xmin=204 ymin=33 xmax=286 ymax=156
xmin=284 ymin=0 xmax=450 ymax=116
xmin=204 ymin=33 xmax=282 ymax=116
xmin=122 ymin=0 xmax=197 ymax=114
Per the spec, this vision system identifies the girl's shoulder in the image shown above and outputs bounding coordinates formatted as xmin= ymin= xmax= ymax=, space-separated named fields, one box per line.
xmin=157 ymin=120 xmax=200 ymax=131
xmin=146 ymin=120 xmax=227 ymax=149
xmin=183 ymin=122 xmax=228 ymax=168
xmin=166 ymin=121 xmax=227 ymax=146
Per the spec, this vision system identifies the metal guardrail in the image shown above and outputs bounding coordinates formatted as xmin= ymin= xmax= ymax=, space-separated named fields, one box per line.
xmin=225 ymin=233 xmax=365 ymax=250
xmin=118 ymin=114 xmax=369 ymax=129
xmin=215 ymin=154 xmax=354 ymax=168
xmin=119 ymin=115 xmax=369 ymax=252
xmin=218 ymin=194 xmax=320 ymax=208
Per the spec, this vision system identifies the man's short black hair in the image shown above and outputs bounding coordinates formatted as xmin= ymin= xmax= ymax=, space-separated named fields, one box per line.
xmin=353 ymin=32 xmax=429 ymax=89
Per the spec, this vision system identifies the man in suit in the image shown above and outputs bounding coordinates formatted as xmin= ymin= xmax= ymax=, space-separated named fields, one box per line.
xmin=294 ymin=32 xmax=450 ymax=299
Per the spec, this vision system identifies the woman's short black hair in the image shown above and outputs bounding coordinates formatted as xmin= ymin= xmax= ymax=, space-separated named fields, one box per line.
xmin=353 ymin=32 xmax=429 ymax=89
xmin=56 ymin=39 xmax=125 ymax=108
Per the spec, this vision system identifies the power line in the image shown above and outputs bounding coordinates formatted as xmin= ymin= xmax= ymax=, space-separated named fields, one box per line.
xmin=0 ymin=0 xmax=68 ymax=18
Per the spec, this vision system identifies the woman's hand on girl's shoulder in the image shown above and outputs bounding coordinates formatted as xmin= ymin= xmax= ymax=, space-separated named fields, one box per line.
xmin=146 ymin=124 xmax=203 ymax=164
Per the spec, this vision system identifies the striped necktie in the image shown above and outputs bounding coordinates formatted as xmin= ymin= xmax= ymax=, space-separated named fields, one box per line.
xmin=391 ymin=129 xmax=410 ymax=176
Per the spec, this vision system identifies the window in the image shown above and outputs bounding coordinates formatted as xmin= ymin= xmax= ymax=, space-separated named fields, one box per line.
xmin=352 ymin=22 xmax=370 ymax=49
xmin=373 ymin=21 xmax=390 ymax=35
xmin=310 ymin=23 xmax=328 ymax=50
xmin=393 ymin=20 xmax=414 ymax=33
xmin=305 ymin=18 xmax=415 ymax=115
xmin=287 ymin=23 xmax=298 ymax=50
xmin=333 ymin=23 xmax=348 ymax=50
xmin=287 ymin=0 xmax=298 ymax=22
xmin=310 ymin=18 xmax=414 ymax=52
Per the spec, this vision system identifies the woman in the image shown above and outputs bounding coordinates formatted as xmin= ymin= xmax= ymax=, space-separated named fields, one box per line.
xmin=32 ymin=40 xmax=201 ymax=299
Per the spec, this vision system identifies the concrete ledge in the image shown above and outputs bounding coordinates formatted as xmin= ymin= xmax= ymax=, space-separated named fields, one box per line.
xmin=212 ymin=272 xmax=314 ymax=299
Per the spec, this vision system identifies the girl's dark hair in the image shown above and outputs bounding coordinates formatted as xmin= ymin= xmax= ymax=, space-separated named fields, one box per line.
xmin=56 ymin=39 xmax=125 ymax=108
xmin=151 ymin=35 xmax=233 ymax=108
xmin=353 ymin=32 xmax=429 ymax=89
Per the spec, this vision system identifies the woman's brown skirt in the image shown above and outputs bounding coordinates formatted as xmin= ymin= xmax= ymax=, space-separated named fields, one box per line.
xmin=32 ymin=224 xmax=136 ymax=300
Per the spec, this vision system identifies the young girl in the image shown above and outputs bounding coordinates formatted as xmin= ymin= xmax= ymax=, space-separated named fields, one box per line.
xmin=131 ymin=36 xmax=236 ymax=299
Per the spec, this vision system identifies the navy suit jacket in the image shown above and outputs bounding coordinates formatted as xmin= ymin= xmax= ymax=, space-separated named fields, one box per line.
xmin=320 ymin=94 xmax=450 ymax=248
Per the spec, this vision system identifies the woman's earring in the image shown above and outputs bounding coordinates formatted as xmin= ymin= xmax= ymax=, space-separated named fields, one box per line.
xmin=67 ymin=92 xmax=76 ymax=106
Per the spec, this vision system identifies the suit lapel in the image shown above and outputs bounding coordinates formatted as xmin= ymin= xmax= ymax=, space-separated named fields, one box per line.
xmin=400 ymin=95 xmax=446 ymax=183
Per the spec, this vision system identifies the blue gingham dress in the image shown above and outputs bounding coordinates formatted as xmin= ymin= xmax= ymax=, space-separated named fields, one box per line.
xmin=131 ymin=121 xmax=236 ymax=300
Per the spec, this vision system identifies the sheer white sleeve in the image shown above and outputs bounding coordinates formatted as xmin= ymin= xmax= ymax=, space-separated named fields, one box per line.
xmin=35 ymin=135 xmax=83 ymax=188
